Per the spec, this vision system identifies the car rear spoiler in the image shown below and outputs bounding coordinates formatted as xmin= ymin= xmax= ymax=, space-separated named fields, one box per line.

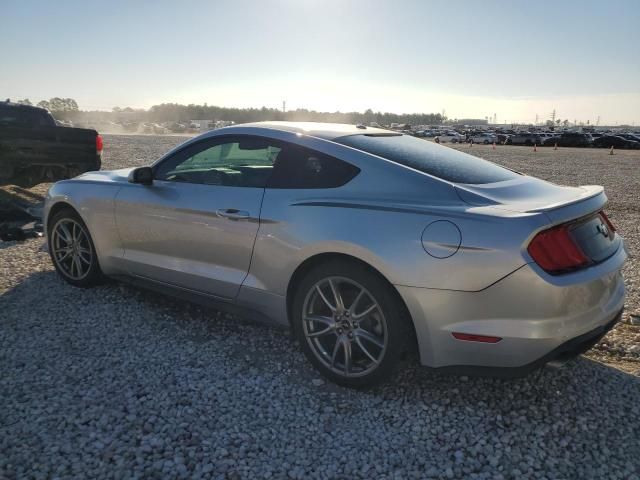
xmin=455 ymin=179 xmax=607 ymax=225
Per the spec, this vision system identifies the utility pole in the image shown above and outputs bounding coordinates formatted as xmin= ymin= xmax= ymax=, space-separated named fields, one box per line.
xmin=550 ymin=109 xmax=556 ymax=124
xmin=282 ymin=100 xmax=286 ymax=113
xmin=596 ymin=116 xmax=600 ymax=126
xmin=535 ymin=114 xmax=538 ymax=125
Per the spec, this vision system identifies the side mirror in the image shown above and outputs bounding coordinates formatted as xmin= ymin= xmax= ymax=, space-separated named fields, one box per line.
xmin=128 ymin=166 xmax=153 ymax=185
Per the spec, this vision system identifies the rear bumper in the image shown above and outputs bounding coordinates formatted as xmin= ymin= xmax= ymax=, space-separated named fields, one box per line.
xmin=397 ymin=242 xmax=627 ymax=374
xmin=428 ymin=308 xmax=622 ymax=378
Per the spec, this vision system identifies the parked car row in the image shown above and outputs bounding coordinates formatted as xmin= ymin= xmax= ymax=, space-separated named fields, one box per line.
xmin=414 ymin=127 xmax=640 ymax=149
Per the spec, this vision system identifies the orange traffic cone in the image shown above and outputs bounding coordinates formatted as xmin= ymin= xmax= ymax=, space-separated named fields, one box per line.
xmin=553 ymin=143 xmax=558 ymax=150
xmin=533 ymin=144 xmax=537 ymax=152
xmin=492 ymin=142 xmax=496 ymax=150
xmin=609 ymin=145 xmax=614 ymax=155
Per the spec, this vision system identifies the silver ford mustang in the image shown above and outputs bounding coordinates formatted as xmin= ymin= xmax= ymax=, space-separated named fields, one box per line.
xmin=44 ymin=122 xmax=626 ymax=387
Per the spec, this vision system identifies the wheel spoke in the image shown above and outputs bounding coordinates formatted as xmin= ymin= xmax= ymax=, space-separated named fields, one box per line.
xmin=56 ymin=250 xmax=72 ymax=263
xmin=328 ymin=279 xmax=345 ymax=311
xmin=353 ymin=303 xmax=377 ymax=320
xmin=355 ymin=336 xmax=379 ymax=365
xmin=305 ymin=315 xmax=335 ymax=338
xmin=305 ymin=314 xmax=333 ymax=327
xmin=316 ymin=285 xmax=336 ymax=313
xmin=349 ymin=288 xmax=365 ymax=315
xmin=72 ymin=255 xmax=83 ymax=277
xmin=331 ymin=337 xmax=342 ymax=367
xmin=355 ymin=328 xmax=384 ymax=349
xmin=57 ymin=223 xmax=73 ymax=244
xmin=307 ymin=326 xmax=334 ymax=338
xmin=343 ymin=339 xmax=352 ymax=375
xmin=78 ymin=251 xmax=92 ymax=264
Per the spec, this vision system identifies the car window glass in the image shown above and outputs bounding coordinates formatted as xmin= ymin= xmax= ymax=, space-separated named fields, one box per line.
xmin=336 ymin=134 xmax=518 ymax=184
xmin=0 ymin=108 xmax=30 ymax=127
xmin=267 ymin=145 xmax=360 ymax=189
xmin=155 ymin=137 xmax=281 ymax=187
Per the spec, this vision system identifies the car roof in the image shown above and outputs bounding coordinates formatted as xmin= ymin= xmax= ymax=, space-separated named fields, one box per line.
xmin=216 ymin=121 xmax=393 ymax=140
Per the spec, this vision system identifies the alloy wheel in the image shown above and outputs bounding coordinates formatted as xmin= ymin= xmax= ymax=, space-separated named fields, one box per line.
xmin=51 ymin=218 xmax=93 ymax=280
xmin=302 ymin=276 xmax=388 ymax=378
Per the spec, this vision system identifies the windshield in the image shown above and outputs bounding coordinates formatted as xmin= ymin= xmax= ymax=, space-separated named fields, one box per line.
xmin=335 ymin=134 xmax=519 ymax=184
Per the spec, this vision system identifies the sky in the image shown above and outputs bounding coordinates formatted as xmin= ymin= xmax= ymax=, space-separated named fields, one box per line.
xmin=2 ymin=0 xmax=639 ymax=125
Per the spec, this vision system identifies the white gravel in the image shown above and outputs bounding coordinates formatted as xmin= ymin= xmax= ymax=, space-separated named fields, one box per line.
xmin=1 ymin=136 xmax=640 ymax=479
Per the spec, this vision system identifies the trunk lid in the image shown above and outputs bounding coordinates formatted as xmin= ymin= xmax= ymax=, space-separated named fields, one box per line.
xmin=455 ymin=175 xmax=621 ymax=270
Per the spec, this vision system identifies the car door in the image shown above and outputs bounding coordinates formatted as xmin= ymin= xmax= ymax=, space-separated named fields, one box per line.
xmin=114 ymin=135 xmax=281 ymax=299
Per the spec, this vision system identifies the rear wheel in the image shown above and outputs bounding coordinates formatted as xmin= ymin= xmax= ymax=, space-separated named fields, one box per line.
xmin=48 ymin=208 xmax=104 ymax=287
xmin=292 ymin=261 xmax=411 ymax=388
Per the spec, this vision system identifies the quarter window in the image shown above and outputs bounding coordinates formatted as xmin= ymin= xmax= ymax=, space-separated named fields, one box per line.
xmin=267 ymin=145 xmax=360 ymax=189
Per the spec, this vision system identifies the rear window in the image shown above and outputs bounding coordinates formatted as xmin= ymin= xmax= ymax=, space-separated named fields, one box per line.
xmin=336 ymin=134 xmax=518 ymax=184
xmin=0 ymin=106 xmax=54 ymax=127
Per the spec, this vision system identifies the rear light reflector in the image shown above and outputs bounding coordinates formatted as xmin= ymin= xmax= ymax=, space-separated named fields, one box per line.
xmin=452 ymin=332 xmax=502 ymax=343
xmin=527 ymin=224 xmax=589 ymax=274
xmin=96 ymin=134 xmax=104 ymax=154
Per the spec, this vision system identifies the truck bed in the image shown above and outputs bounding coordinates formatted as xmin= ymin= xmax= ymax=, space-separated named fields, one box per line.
xmin=0 ymin=125 xmax=101 ymax=188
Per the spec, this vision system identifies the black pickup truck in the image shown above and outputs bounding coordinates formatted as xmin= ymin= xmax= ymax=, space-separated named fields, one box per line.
xmin=0 ymin=101 xmax=102 ymax=188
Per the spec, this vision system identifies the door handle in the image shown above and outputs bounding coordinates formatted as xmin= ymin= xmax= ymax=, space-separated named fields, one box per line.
xmin=216 ymin=208 xmax=251 ymax=220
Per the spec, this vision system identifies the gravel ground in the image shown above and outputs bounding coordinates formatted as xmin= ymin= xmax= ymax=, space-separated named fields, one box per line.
xmin=1 ymin=135 xmax=639 ymax=479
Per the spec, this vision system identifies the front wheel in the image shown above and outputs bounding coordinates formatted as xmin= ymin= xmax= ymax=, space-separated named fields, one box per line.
xmin=48 ymin=208 xmax=104 ymax=287
xmin=292 ymin=261 xmax=412 ymax=388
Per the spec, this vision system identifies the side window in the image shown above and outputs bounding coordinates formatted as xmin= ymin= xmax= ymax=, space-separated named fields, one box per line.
xmin=154 ymin=136 xmax=281 ymax=187
xmin=268 ymin=144 xmax=360 ymax=189
xmin=0 ymin=108 xmax=29 ymax=127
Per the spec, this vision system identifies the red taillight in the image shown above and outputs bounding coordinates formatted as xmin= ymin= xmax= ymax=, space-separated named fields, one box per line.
xmin=452 ymin=332 xmax=502 ymax=343
xmin=527 ymin=224 xmax=589 ymax=274
xmin=96 ymin=134 xmax=103 ymax=154
xmin=600 ymin=211 xmax=616 ymax=234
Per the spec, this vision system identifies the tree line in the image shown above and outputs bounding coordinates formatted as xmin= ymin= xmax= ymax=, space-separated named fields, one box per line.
xmin=15 ymin=97 xmax=79 ymax=112
xmin=145 ymin=103 xmax=445 ymax=125
xmin=15 ymin=98 xmax=445 ymax=125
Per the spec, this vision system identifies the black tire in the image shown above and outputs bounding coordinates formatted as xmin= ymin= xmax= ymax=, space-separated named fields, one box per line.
xmin=292 ymin=260 xmax=412 ymax=388
xmin=47 ymin=208 xmax=104 ymax=288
